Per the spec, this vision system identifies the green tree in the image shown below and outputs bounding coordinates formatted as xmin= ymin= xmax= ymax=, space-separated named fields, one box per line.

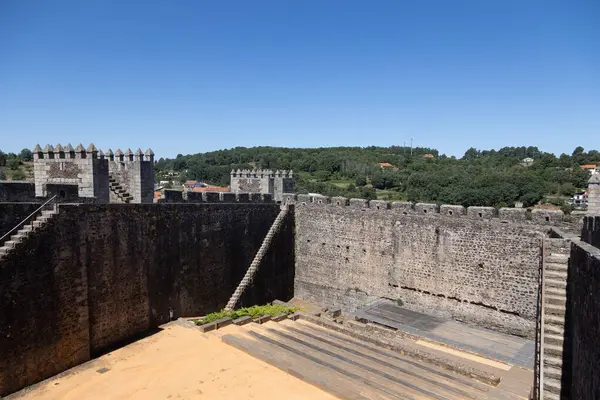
xmin=355 ymin=176 xmax=367 ymax=186
xmin=19 ymin=148 xmax=33 ymax=162
xmin=0 ymin=168 xmax=6 ymax=180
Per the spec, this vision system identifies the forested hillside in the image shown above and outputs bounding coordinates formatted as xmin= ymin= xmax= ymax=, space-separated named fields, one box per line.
xmin=155 ymin=145 xmax=597 ymax=209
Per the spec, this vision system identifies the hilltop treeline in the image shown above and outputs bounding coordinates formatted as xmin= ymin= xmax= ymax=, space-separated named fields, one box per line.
xmin=155 ymin=145 xmax=597 ymax=208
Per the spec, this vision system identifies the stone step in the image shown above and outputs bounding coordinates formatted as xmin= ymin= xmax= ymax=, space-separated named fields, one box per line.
xmin=545 ymin=254 xmax=569 ymax=263
xmin=545 ymin=287 xmax=566 ymax=297
xmin=0 ymin=247 xmax=9 ymax=255
xmin=543 ymin=392 xmax=561 ymax=400
xmin=544 ymin=365 xmax=562 ymax=380
xmin=545 ymin=270 xmax=567 ymax=280
xmin=247 ymin=321 xmax=488 ymax=400
xmin=545 ymin=262 xmax=568 ymax=272
xmin=544 ymin=355 xmax=563 ymax=368
xmin=544 ymin=294 xmax=566 ymax=306
xmin=544 ymin=333 xmax=564 ymax=346
xmin=19 ymin=225 xmax=33 ymax=233
xmin=545 ymin=303 xmax=566 ymax=317
xmin=544 ymin=323 xmax=564 ymax=336
xmin=544 ymin=343 xmax=564 ymax=357
xmin=32 ymin=221 xmax=45 ymax=228
xmin=10 ymin=234 xmax=25 ymax=242
xmin=544 ymin=378 xmax=562 ymax=395
xmin=545 ymin=314 xmax=565 ymax=326
xmin=4 ymin=240 xmax=19 ymax=249
xmin=545 ymin=278 xmax=566 ymax=290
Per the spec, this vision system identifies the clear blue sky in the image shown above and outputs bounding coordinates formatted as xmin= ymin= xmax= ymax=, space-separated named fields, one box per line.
xmin=0 ymin=1 xmax=598 ymax=158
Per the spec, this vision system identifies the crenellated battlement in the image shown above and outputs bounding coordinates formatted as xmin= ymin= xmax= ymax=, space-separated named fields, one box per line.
xmin=282 ymin=193 xmax=577 ymax=225
xmin=33 ymin=144 xmax=154 ymax=162
xmin=230 ymin=169 xmax=293 ymax=178
xmin=159 ymin=189 xmax=274 ymax=204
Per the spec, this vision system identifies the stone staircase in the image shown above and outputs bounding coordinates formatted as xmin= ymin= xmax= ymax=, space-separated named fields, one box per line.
xmin=224 ymin=205 xmax=289 ymax=311
xmin=541 ymin=238 xmax=570 ymax=400
xmin=207 ymin=316 xmax=527 ymax=400
xmin=108 ymin=174 xmax=134 ymax=203
xmin=0 ymin=205 xmax=59 ymax=260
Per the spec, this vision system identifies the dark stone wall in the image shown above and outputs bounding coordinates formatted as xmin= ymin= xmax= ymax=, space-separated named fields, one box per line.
xmin=581 ymin=216 xmax=600 ymax=248
xmin=295 ymin=202 xmax=550 ymax=337
xmin=0 ymin=203 xmax=41 ymax=246
xmin=0 ymin=210 xmax=90 ymax=396
xmin=0 ymin=182 xmax=37 ymax=202
xmin=564 ymin=240 xmax=600 ymax=400
xmin=0 ymin=203 xmax=294 ymax=396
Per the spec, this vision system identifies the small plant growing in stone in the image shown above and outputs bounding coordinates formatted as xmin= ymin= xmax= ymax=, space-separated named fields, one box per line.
xmin=195 ymin=303 xmax=298 ymax=325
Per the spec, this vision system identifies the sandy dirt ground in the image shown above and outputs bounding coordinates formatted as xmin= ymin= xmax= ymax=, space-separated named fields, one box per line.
xmin=13 ymin=322 xmax=338 ymax=400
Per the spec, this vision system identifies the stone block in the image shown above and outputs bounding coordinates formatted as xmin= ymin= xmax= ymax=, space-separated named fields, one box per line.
xmin=272 ymin=299 xmax=289 ymax=306
xmin=531 ymin=209 xmax=564 ymax=224
xmin=271 ymin=313 xmax=288 ymax=322
xmin=203 ymin=192 xmax=220 ymax=202
xmin=213 ymin=317 xmax=233 ymax=329
xmin=253 ymin=315 xmax=271 ymax=324
xmin=369 ymin=200 xmax=388 ymax=210
xmin=499 ymin=207 xmax=527 ymax=221
xmin=162 ymin=190 xmax=183 ymax=203
xmin=287 ymin=312 xmax=301 ymax=321
xmin=312 ymin=195 xmax=330 ymax=205
xmin=468 ymin=206 xmax=497 ymax=219
xmin=440 ymin=204 xmax=465 ymax=217
xmin=185 ymin=192 xmax=204 ymax=202
xmin=331 ymin=196 xmax=348 ymax=206
xmin=297 ymin=194 xmax=311 ymax=204
xmin=220 ymin=192 xmax=236 ymax=202
xmin=250 ymin=193 xmax=262 ymax=203
xmin=391 ymin=201 xmax=413 ymax=213
xmin=236 ymin=193 xmax=250 ymax=203
xmin=414 ymin=203 xmax=438 ymax=214
xmin=349 ymin=198 xmax=368 ymax=208
xmin=197 ymin=322 xmax=217 ymax=333
xmin=233 ymin=316 xmax=253 ymax=326
xmin=282 ymin=193 xmax=297 ymax=204
xmin=261 ymin=193 xmax=273 ymax=203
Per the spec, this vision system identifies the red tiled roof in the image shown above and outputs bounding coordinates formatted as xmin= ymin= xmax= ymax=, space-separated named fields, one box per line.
xmin=379 ymin=162 xmax=393 ymax=167
xmin=191 ymin=186 xmax=231 ymax=193
xmin=423 ymin=154 xmax=434 ymax=158
xmin=581 ymin=164 xmax=597 ymax=169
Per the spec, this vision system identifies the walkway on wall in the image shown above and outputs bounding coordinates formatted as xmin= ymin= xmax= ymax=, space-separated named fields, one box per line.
xmin=353 ymin=300 xmax=535 ymax=369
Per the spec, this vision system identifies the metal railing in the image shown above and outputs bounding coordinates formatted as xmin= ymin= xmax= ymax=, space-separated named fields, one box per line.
xmin=0 ymin=195 xmax=58 ymax=245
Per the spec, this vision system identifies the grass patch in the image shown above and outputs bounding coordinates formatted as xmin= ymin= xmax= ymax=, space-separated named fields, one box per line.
xmin=327 ymin=179 xmax=353 ymax=188
xmin=195 ymin=303 xmax=299 ymax=325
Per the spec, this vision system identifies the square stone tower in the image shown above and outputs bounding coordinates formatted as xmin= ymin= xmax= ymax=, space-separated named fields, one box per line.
xmin=587 ymin=172 xmax=600 ymax=215
xmin=33 ymin=143 xmax=109 ymax=201
xmin=106 ymin=148 xmax=155 ymax=204
xmin=230 ymin=169 xmax=294 ymax=202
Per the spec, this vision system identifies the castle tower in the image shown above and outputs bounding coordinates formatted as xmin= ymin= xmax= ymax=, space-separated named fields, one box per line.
xmin=33 ymin=143 xmax=109 ymax=201
xmin=107 ymin=147 xmax=155 ymax=203
xmin=230 ymin=169 xmax=294 ymax=202
xmin=587 ymin=172 xmax=600 ymax=215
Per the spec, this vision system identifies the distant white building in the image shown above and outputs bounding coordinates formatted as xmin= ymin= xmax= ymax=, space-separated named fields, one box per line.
xmin=522 ymin=157 xmax=534 ymax=163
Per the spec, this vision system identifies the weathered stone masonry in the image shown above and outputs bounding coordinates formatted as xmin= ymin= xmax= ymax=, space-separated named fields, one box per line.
xmin=0 ymin=202 xmax=293 ymax=396
xmin=287 ymin=195 xmax=573 ymax=338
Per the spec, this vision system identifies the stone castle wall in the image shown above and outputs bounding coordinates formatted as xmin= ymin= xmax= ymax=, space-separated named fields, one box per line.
xmin=0 ymin=202 xmax=293 ymax=396
xmin=564 ymin=239 xmax=600 ymax=400
xmin=582 ymin=215 xmax=600 ymax=248
xmin=285 ymin=194 xmax=569 ymax=338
